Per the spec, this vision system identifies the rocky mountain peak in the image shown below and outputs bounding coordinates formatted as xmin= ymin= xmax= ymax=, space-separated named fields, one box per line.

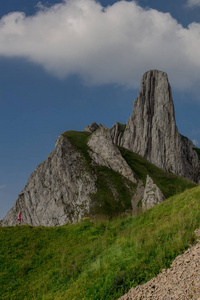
xmin=111 ymin=69 xmax=200 ymax=182
xmin=139 ymin=70 xmax=175 ymax=121
xmin=122 ymin=69 xmax=177 ymax=161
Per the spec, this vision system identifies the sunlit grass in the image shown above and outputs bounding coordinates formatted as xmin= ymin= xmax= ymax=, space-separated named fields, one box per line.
xmin=1 ymin=185 xmax=200 ymax=299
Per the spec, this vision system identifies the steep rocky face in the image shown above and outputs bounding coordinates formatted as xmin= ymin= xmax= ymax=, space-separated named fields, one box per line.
xmin=142 ymin=175 xmax=165 ymax=210
xmin=1 ymin=128 xmax=138 ymax=227
xmin=87 ymin=126 xmax=137 ymax=184
xmin=115 ymin=70 xmax=200 ymax=182
xmin=1 ymin=136 xmax=97 ymax=227
xmin=122 ymin=70 xmax=176 ymax=160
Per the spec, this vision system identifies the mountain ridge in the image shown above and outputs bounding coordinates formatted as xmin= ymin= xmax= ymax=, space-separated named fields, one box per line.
xmin=1 ymin=185 xmax=200 ymax=299
xmin=1 ymin=70 xmax=199 ymax=226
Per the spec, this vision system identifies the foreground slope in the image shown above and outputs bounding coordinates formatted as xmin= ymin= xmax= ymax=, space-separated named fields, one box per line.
xmin=1 ymin=186 xmax=200 ymax=299
xmin=119 ymin=232 xmax=200 ymax=299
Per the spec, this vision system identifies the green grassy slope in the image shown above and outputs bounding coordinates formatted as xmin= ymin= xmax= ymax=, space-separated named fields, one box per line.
xmin=1 ymin=185 xmax=200 ymax=300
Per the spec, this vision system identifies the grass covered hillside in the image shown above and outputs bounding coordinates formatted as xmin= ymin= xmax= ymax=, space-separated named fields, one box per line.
xmin=1 ymin=186 xmax=200 ymax=300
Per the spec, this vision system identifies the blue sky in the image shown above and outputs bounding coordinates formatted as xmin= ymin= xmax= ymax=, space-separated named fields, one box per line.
xmin=1 ymin=0 xmax=200 ymax=220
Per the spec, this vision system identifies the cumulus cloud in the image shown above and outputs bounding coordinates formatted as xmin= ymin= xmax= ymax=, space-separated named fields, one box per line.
xmin=186 ymin=0 xmax=200 ymax=7
xmin=0 ymin=0 xmax=200 ymax=90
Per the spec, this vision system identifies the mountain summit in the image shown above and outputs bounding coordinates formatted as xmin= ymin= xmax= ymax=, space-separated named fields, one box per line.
xmin=111 ymin=70 xmax=200 ymax=182
xmin=1 ymin=70 xmax=199 ymax=226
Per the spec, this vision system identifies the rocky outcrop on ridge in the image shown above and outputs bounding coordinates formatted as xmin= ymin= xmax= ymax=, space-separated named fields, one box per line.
xmin=118 ymin=229 xmax=200 ymax=300
xmin=142 ymin=175 xmax=165 ymax=210
xmin=83 ymin=122 xmax=100 ymax=133
xmin=111 ymin=70 xmax=200 ymax=183
xmin=87 ymin=126 xmax=137 ymax=184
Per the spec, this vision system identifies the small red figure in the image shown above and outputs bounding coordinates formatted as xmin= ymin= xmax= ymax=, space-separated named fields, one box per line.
xmin=18 ymin=211 xmax=21 ymax=225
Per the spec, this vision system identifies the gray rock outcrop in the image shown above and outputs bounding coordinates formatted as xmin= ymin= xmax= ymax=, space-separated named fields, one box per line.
xmin=1 ymin=128 xmax=138 ymax=227
xmin=142 ymin=175 xmax=165 ymax=210
xmin=1 ymin=135 xmax=97 ymax=226
xmin=87 ymin=126 xmax=137 ymax=184
xmin=114 ymin=70 xmax=200 ymax=183
xmin=83 ymin=122 xmax=100 ymax=133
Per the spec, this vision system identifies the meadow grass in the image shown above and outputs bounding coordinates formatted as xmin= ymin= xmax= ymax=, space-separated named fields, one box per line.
xmin=1 ymin=185 xmax=200 ymax=299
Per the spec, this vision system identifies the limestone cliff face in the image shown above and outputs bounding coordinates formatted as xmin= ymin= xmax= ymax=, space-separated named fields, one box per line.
xmin=1 ymin=128 xmax=138 ymax=227
xmin=114 ymin=70 xmax=200 ymax=182
xmin=87 ymin=126 xmax=137 ymax=184
xmin=1 ymin=136 xmax=97 ymax=226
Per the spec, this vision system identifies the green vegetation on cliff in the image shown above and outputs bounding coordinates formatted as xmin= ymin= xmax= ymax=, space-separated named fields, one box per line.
xmin=119 ymin=147 xmax=196 ymax=199
xmin=1 ymin=186 xmax=200 ymax=299
xmin=63 ymin=131 xmax=137 ymax=218
xmin=62 ymin=131 xmax=92 ymax=165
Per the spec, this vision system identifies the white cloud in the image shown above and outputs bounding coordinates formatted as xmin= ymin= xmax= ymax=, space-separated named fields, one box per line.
xmin=186 ymin=0 xmax=200 ymax=7
xmin=0 ymin=0 xmax=200 ymax=90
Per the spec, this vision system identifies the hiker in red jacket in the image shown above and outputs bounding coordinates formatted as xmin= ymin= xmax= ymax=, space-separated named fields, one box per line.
xmin=18 ymin=211 xmax=21 ymax=225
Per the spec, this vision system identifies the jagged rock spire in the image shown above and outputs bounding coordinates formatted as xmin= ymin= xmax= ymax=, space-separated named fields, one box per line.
xmin=111 ymin=70 xmax=200 ymax=182
xmin=122 ymin=70 xmax=178 ymax=168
